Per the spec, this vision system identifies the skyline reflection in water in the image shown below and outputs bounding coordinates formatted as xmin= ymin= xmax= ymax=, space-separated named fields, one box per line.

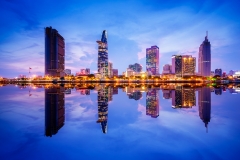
xmin=0 ymin=83 xmax=239 ymax=159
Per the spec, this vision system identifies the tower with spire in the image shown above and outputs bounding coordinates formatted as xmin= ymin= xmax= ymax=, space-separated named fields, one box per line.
xmin=198 ymin=32 xmax=211 ymax=76
xmin=97 ymin=30 xmax=108 ymax=78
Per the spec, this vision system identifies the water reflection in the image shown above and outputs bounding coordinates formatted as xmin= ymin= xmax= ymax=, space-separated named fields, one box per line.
xmin=45 ymin=85 xmax=65 ymax=137
xmin=40 ymin=83 xmax=239 ymax=135
xmin=172 ymin=86 xmax=196 ymax=109
xmin=0 ymin=83 xmax=239 ymax=159
xmin=2 ymin=83 xmax=239 ymax=136
xmin=146 ymin=89 xmax=159 ymax=118
xmin=42 ymin=83 xmax=213 ymax=135
xmin=96 ymin=85 xmax=109 ymax=134
xmin=198 ymin=87 xmax=211 ymax=131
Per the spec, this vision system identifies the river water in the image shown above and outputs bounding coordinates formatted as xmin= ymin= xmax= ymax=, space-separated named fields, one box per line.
xmin=0 ymin=84 xmax=239 ymax=160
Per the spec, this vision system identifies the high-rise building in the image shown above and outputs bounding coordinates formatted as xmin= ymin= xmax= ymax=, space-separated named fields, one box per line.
xmin=172 ymin=55 xmax=182 ymax=77
xmin=146 ymin=45 xmax=159 ymax=75
xmin=172 ymin=55 xmax=196 ymax=77
xmin=198 ymin=34 xmax=211 ymax=77
xmin=182 ymin=55 xmax=196 ymax=76
xmin=112 ymin=69 xmax=118 ymax=77
xmin=198 ymin=87 xmax=211 ymax=130
xmin=108 ymin=62 xmax=113 ymax=78
xmin=124 ymin=68 xmax=134 ymax=77
xmin=215 ymin=69 xmax=222 ymax=77
xmin=64 ymin=69 xmax=71 ymax=75
xmin=97 ymin=30 xmax=108 ymax=78
xmin=45 ymin=27 xmax=65 ymax=77
xmin=76 ymin=68 xmax=90 ymax=76
xmin=162 ymin=64 xmax=172 ymax=74
xmin=129 ymin=63 xmax=142 ymax=72
xmin=146 ymin=89 xmax=159 ymax=118
xmin=222 ymin=72 xmax=226 ymax=77
xmin=45 ymin=86 xmax=65 ymax=137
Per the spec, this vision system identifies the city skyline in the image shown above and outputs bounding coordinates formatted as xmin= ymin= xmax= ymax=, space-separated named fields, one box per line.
xmin=1 ymin=0 xmax=240 ymax=78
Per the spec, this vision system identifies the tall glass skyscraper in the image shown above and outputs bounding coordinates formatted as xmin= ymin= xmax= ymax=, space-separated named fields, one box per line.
xmin=97 ymin=30 xmax=108 ymax=77
xmin=171 ymin=55 xmax=182 ymax=77
xmin=146 ymin=45 xmax=159 ymax=75
xmin=172 ymin=55 xmax=196 ymax=77
xmin=45 ymin=27 xmax=65 ymax=77
xmin=198 ymin=34 xmax=211 ymax=76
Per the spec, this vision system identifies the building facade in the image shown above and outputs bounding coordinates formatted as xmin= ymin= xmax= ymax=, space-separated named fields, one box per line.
xmin=76 ymin=68 xmax=90 ymax=76
xmin=182 ymin=55 xmax=196 ymax=76
xmin=108 ymin=62 xmax=113 ymax=78
xmin=172 ymin=55 xmax=196 ymax=77
xmin=97 ymin=30 xmax=108 ymax=78
xmin=64 ymin=69 xmax=71 ymax=75
xmin=129 ymin=63 xmax=142 ymax=72
xmin=162 ymin=64 xmax=172 ymax=74
xmin=124 ymin=68 xmax=134 ymax=77
xmin=112 ymin=69 xmax=118 ymax=77
xmin=215 ymin=69 xmax=222 ymax=77
xmin=172 ymin=55 xmax=182 ymax=77
xmin=146 ymin=45 xmax=159 ymax=75
xmin=45 ymin=27 xmax=65 ymax=77
xmin=198 ymin=35 xmax=211 ymax=77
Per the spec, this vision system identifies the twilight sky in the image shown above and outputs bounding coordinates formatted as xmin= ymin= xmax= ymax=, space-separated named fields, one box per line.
xmin=0 ymin=0 xmax=240 ymax=78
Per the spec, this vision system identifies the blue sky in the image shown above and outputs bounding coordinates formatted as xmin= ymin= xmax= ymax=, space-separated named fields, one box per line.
xmin=0 ymin=0 xmax=240 ymax=78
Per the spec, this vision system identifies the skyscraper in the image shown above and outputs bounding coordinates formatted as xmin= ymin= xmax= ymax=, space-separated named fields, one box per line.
xmin=146 ymin=45 xmax=159 ymax=75
xmin=112 ymin=69 xmax=118 ymax=77
xmin=97 ymin=30 xmax=108 ymax=78
xmin=162 ymin=64 xmax=172 ymax=74
xmin=172 ymin=55 xmax=196 ymax=77
xmin=198 ymin=33 xmax=211 ymax=77
xmin=215 ymin=69 xmax=222 ymax=77
xmin=108 ymin=62 xmax=113 ymax=78
xmin=129 ymin=63 xmax=142 ymax=72
xmin=45 ymin=86 xmax=65 ymax=137
xmin=182 ymin=55 xmax=196 ymax=75
xmin=45 ymin=27 xmax=65 ymax=77
xmin=172 ymin=55 xmax=182 ymax=77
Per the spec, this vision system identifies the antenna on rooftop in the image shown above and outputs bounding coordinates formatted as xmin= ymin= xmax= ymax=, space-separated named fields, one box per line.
xmin=206 ymin=31 xmax=208 ymax=38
